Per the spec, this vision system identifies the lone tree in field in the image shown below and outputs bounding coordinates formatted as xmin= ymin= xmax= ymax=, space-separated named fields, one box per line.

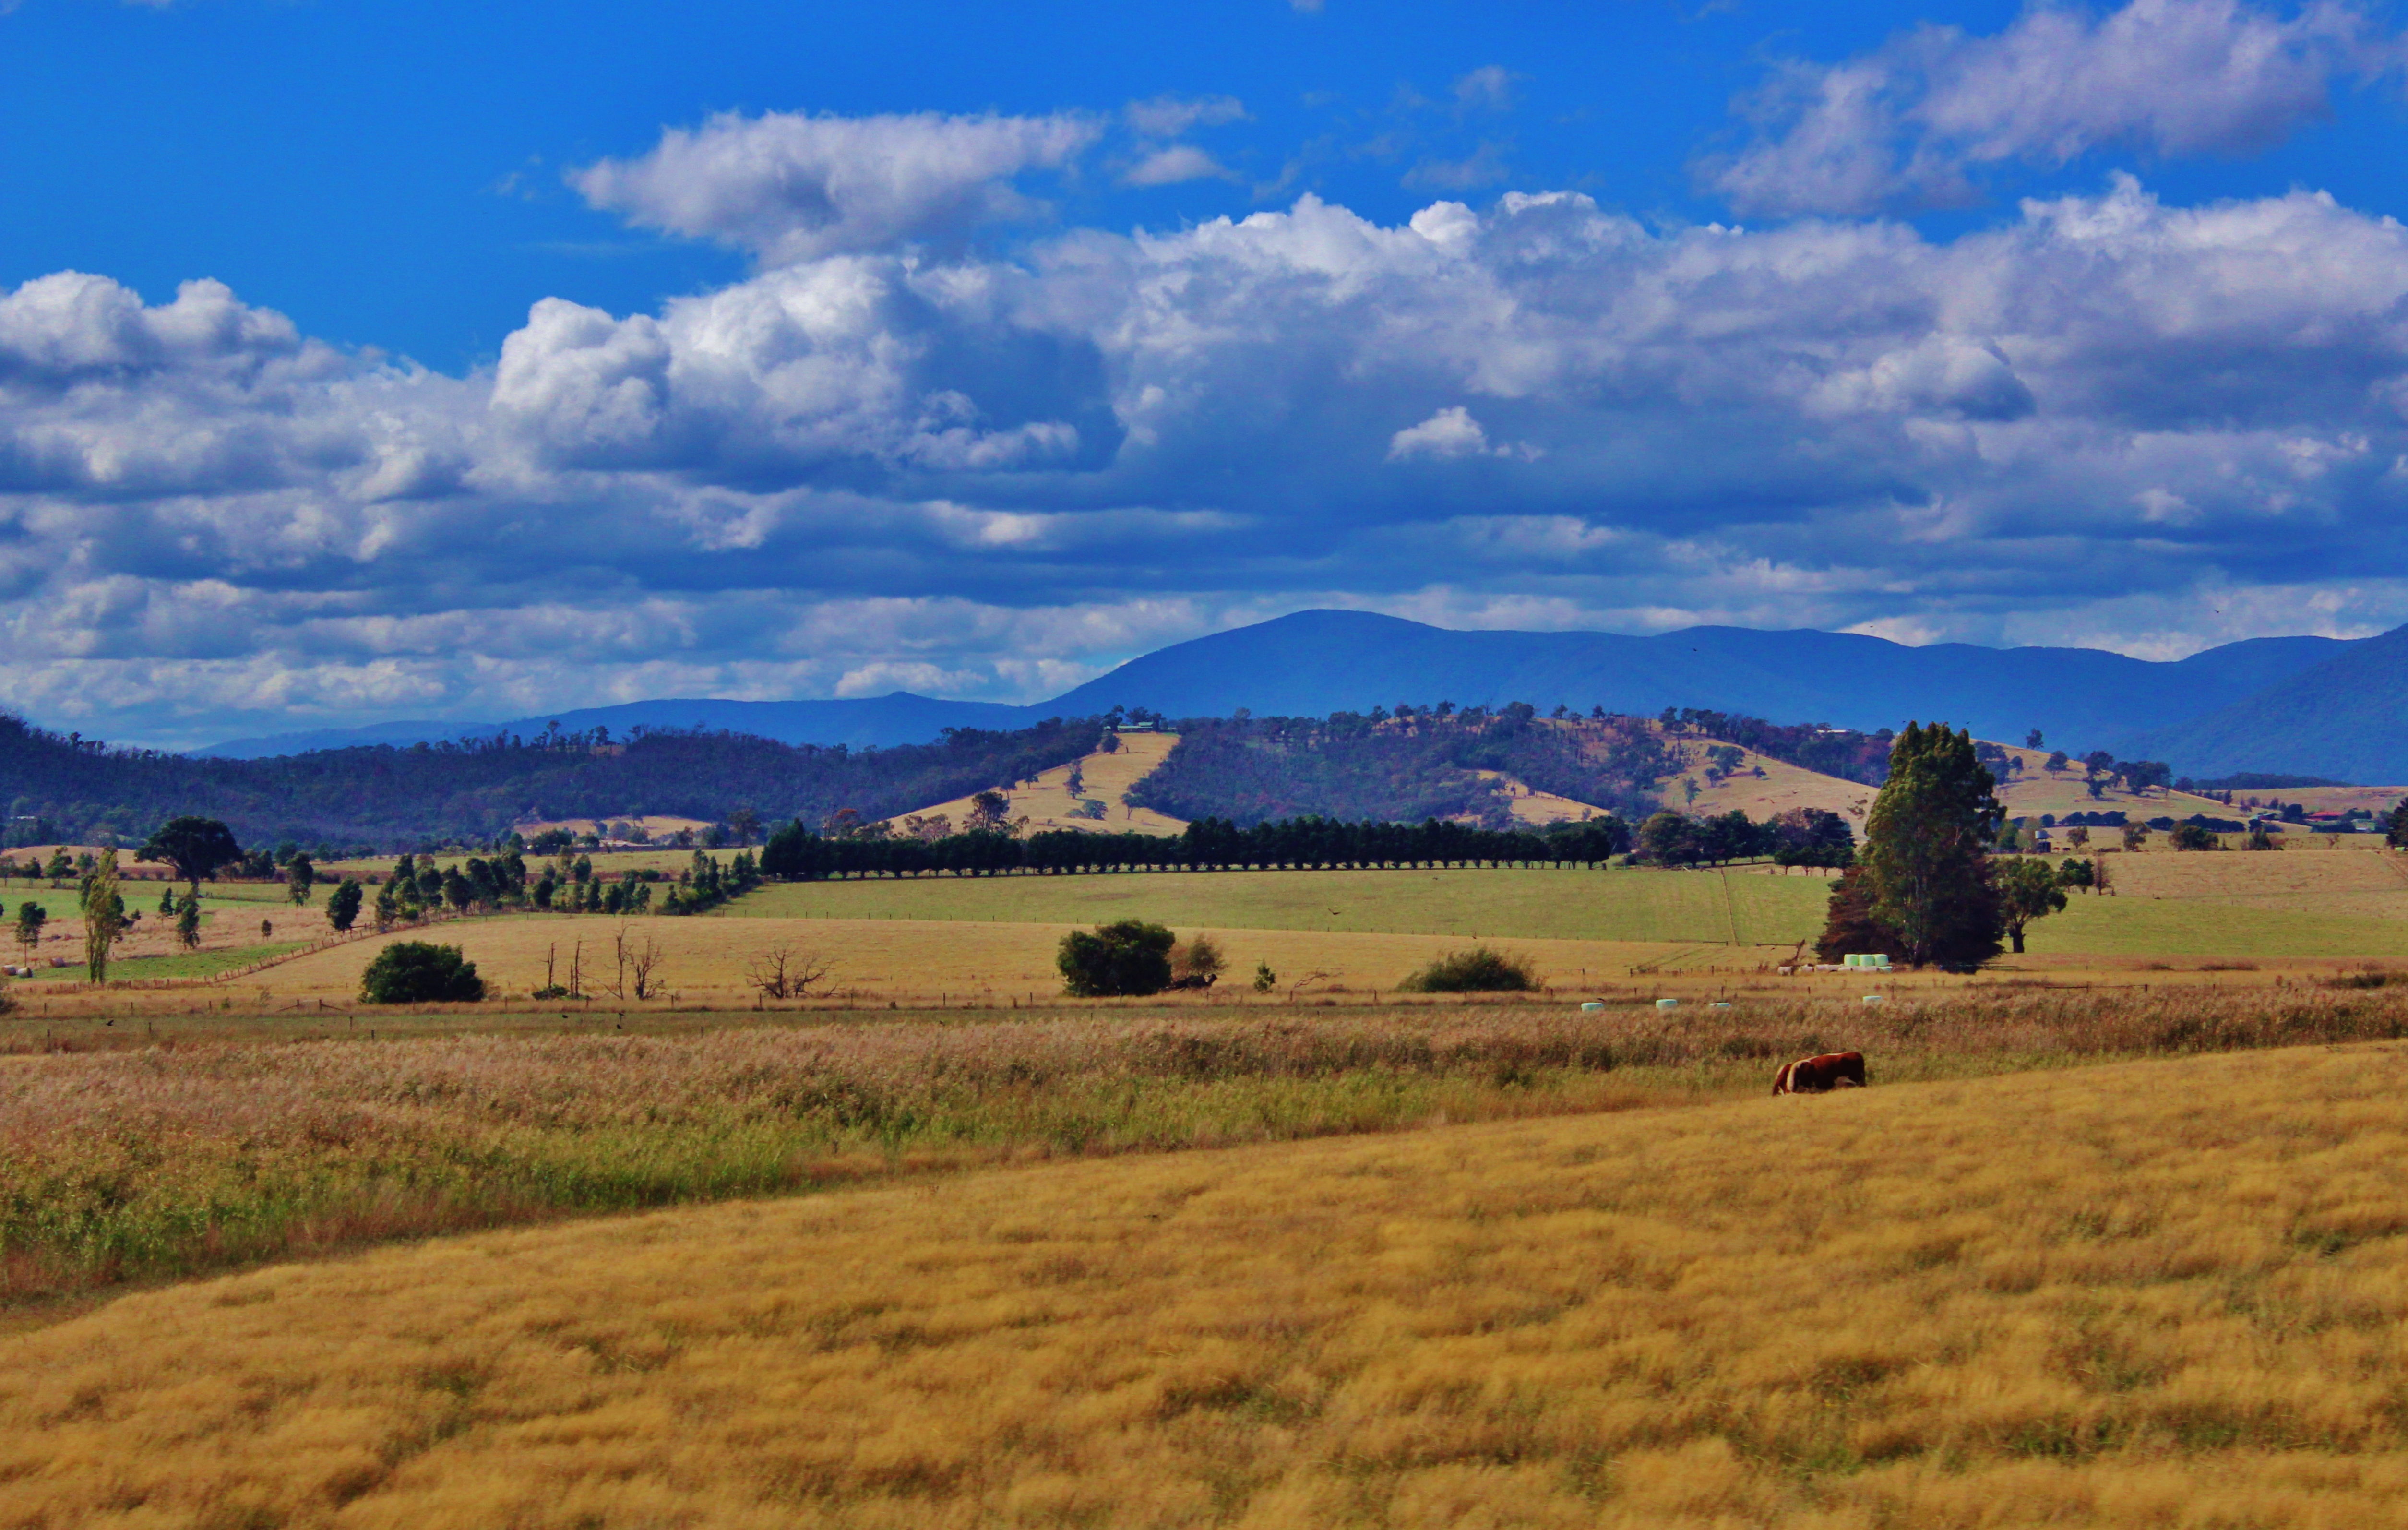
xmin=2388 ymin=797 xmax=2408 ymax=850
xmin=285 ymin=853 xmax=317 ymax=906
xmin=1993 ymin=857 xmax=2069 ymax=954
xmin=81 ymin=849 xmax=127 ymax=983
xmin=1058 ymin=919 xmax=1176 ymax=997
xmin=138 ymin=817 xmax=243 ymax=898
xmin=324 ymin=877 xmax=364 ymax=932
xmin=1823 ymin=721 xmax=2003 ymax=968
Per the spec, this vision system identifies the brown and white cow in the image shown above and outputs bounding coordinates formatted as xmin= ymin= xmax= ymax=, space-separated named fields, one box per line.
xmin=1772 ymin=1051 xmax=1867 ymax=1095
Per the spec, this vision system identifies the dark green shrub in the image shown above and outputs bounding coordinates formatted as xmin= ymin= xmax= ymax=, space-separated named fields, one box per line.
xmin=1058 ymin=920 xmax=1176 ymax=997
xmin=360 ymin=941 xmax=486 ymax=1004
xmin=1398 ymin=946 xmax=1538 ymax=993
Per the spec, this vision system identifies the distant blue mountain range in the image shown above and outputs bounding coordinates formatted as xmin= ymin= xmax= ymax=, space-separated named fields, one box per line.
xmin=195 ymin=610 xmax=2396 ymax=780
xmin=192 ymin=693 xmax=1036 ymax=759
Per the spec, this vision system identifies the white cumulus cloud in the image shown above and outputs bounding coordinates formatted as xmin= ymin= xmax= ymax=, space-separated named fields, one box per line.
xmin=1712 ymin=0 xmax=2392 ymax=215
xmin=569 ymin=109 xmax=1101 ymax=263
xmin=14 ymin=114 xmax=2408 ymax=743
xmin=1122 ymin=145 xmax=1231 ymax=187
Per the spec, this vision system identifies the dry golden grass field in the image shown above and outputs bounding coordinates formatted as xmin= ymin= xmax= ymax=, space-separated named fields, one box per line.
xmin=134 ymin=913 xmax=1725 ymax=1008
xmin=11 ymin=1042 xmax=2408 ymax=1528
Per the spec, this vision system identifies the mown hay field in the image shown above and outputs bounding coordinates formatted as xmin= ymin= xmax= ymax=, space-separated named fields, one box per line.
xmin=2003 ymin=847 xmax=2408 ymax=959
xmin=725 ymin=866 xmax=1833 ymax=946
xmin=12 ymin=1043 xmax=2408 ymax=1528
xmin=726 ymin=855 xmax=2408 ymax=962
xmin=2086 ymin=843 xmax=2408 ymax=911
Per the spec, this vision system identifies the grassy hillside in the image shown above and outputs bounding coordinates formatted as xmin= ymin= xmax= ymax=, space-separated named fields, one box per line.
xmin=12 ymin=1044 xmax=2408 ymax=1526
xmin=1655 ymin=737 xmax=1874 ymax=825
xmin=1988 ymin=741 xmax=2239 ymax=821
xmin=899 ymin=731 xmax=1188 ymax=837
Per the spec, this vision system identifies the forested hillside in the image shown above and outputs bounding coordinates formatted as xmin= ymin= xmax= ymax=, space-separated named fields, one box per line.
xmin=0 ymin=714 xmax=1103 ymax=850
xmin=1127 ymin=706 xmax=1684 ymax=827
xmin=5 ymin=698 xmax=1896 ymax=853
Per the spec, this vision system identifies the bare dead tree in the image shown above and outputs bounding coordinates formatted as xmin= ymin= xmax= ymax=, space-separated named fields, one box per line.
xmin=1287 ymin=969 xmax=1337 ymax=1002
xmin=626 ymin=933 xmax=666 ymax=1000
xmin=602 ymin=927 xmax=630 ymax=999
xmin=745 ymin=943 xmax=833 ymax=1000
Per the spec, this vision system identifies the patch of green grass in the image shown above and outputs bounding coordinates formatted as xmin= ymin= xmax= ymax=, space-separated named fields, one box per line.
xmin=725 ymin=859 xmax=2408 ymax=960
xmin=721 ymin=866 xmax=1838 ymax=945
xmin=102 ymin=942 xmax=311 ymax=981
xmin=0 ymin=888 xmax=94 ymax=921
xmin=2026 ymin=896 xmax=2408 ymax=959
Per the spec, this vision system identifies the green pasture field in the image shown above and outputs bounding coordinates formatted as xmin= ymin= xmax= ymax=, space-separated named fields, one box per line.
xmin=723 ymin=865 xmax=1839 ymax=946
xmin=4 ymin=926 xmax=307 ymax=981
xmin=0 ymin=891 xmax=84 ymax=923
xmin=94 ymin=942 xmax=311 ymax=981
xmin=2028 ymin=897 xmax=2408 ymax=959
xmin=720 ymin=853 xmax=2408 ymax=960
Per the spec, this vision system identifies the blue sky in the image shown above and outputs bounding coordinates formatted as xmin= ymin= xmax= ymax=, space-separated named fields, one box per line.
xmin=6 ymin=0 xmax=2408 ymax=746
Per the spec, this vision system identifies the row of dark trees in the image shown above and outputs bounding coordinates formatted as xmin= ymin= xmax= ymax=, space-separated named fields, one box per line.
xmin=762 ymin=813 xmax=1638 ymax=879
xmin=1635 ymin=807 xmax=1857 ymax=869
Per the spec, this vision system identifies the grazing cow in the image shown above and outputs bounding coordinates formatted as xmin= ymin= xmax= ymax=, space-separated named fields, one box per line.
xmin=1165 ymin=972 xmax=1218 ymax=991
xmin=1772 ymin=1051 xmax=1867 ymax=1095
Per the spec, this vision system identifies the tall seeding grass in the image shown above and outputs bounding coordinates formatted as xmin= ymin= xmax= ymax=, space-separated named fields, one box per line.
xmin=6 ymin=985 xmax=2408 ymax=1301
xmin=14 ymin=1047 xmax=2408 ymax=1527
